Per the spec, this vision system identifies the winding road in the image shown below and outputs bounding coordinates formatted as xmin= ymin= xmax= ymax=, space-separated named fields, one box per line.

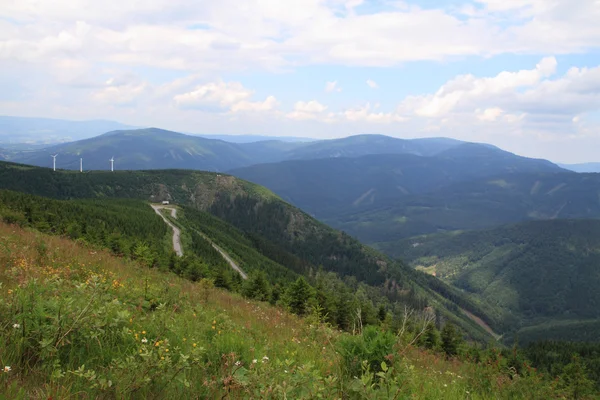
xmin=151 ymin=205 xmax=183 ymax=257
xmin=150 ymin=204 xmax=247 ymax=279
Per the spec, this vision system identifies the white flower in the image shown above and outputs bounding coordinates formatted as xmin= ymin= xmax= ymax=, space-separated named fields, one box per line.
xmin=3 ymin=366 xmax=11 ymax=373
xmin=12 ymin=323 xmax=20 ymax=329
xmin=262 ymin=356 xmax=269 ymax=363
xmin=252 ymin=359 xmax=257 ymax=364
xmin=235 ymin=361 xmax=241 ymax=366
xmin=141 ymin=338 xmax=148 ymax=343
xmin=284 ymin=370 xmax=288 ymax=373
xmin=444 ymin=384 xmax=448 ymax=387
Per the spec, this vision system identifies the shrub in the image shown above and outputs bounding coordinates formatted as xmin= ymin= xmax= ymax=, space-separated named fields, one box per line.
xmin=338 ymin=325 xmax=396 ymax=378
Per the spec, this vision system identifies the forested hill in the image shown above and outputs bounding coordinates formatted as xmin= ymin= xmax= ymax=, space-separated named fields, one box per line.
xmin=230 ymin=146 xmax=565 ymax=218
xmin=388 ymin=219 xmax=600 ymax=343
xmin=0 ymin=160 xmax=496 ymax=340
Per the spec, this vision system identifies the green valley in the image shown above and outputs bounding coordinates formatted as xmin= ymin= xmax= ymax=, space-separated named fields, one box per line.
xmin=384 ymin=219 xmax=600 ymax=343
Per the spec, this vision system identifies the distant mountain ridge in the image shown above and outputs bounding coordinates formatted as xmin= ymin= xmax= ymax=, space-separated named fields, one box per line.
xmin=0 ymin=115 xmax=138 ymax=144
xmin=230 ymin=144 xmax=566 ymax=218
xmin=3 ymin=128 xmax=478 ymax=172
xmin=559 ymin=162 xmax=600 ymax=173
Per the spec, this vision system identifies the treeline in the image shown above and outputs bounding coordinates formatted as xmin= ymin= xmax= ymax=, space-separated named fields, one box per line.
xmin=525 ymin=340 xmax=600 ymax=391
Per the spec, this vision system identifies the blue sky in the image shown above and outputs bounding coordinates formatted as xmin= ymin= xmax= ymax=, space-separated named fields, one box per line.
xmin=1 ymin=0 xmax=600 ymax=162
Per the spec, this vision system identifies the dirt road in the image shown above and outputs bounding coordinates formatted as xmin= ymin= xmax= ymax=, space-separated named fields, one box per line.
xmin=151 ymin=205 xmax=183 ymax=257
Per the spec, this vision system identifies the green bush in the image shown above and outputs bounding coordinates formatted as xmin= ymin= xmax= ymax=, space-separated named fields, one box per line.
xmin=338 ymin=325 xmax=396 ymax=378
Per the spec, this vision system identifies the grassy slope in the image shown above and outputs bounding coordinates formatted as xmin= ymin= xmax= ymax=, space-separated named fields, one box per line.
xmin=0 ymin=222 xmax=571 ymax=399
xmin=384 ymin=219 xmax=600 ymax=342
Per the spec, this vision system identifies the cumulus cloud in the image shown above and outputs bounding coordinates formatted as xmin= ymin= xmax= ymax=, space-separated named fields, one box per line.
xmin=342 ymin=103 xmax=405 ymax=123
xmin=398 ymin=57 xmax=559 ymax=118
xmin=286 ymin=100 xmax=328 ymax=120
xmin=173 ymin=81 xmax=277 ymax=113
xmin=366 ymin=79 xmax=378 ymax=89
xmin=325 ymin=81 xmax=342 ymax=92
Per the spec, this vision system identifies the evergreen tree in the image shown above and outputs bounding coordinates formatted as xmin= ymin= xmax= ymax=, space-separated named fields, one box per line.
xmin=242 ymin=271 xmax=271 ymax=301
xmin=441 ymin=322 xmax=463 ymax=358
xmin=286 ymin=277 xmax=314 ymax=316
xmin=558 ymin=355 xmax=594 ymax=399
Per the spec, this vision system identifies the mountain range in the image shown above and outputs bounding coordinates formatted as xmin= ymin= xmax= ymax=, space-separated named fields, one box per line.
xmin=1 ymin=127 xmax=474 ymax=172
xmin=2 ymin=116 xmax=600 ymax=347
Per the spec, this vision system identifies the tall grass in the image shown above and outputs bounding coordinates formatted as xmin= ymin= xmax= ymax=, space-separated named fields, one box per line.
xmin=0 ymin=222 xmax=583 ymax=398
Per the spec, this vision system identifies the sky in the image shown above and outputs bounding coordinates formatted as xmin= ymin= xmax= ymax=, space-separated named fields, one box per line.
xmin=1 ymin=0 xmax=600 ymax=163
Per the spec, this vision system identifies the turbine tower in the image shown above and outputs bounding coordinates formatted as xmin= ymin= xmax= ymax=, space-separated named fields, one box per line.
xmin=109 ymin=156 xmax=114 ymax=172
xmin=80 ymin=158 xmax=83 ymax=173
xmin=51 ymin=154 xmax=58 ymax=171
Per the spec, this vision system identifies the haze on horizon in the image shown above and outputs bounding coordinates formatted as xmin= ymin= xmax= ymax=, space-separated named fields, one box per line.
xmin=1 ymin=0 xmax=600 ymax=163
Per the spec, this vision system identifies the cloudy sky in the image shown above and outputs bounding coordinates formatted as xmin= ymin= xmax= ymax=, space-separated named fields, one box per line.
xmin=1 ymin=0 xmax=600 ymax=162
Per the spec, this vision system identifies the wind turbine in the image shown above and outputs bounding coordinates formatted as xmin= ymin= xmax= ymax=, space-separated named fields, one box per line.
xmin=80 ymin=158 xmax=83 ymax=173
xmin=51 ymin=154 xmax=58 ymax=171
xmin=109 ymin=156 xmax=114 ymax=172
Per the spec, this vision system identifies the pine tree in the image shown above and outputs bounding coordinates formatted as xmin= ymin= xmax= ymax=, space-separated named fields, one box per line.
xmin=286 ymin=277 xmax=314 ymax=316
xmin=441 ymin=322 xmax=462 ymax=358
xmin=558 ymin=354 xmax=594 ymax=399
xmin=242 ymin=271 xmax=271 ymax=301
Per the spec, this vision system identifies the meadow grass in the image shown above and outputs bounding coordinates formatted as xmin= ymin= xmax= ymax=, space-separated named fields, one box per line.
xmin=0 ymin=222 xmax=573 ymax=399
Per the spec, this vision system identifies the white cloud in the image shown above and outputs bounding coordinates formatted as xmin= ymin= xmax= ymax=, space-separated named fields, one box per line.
xmin=230 ymin=96 xmax=279 ymax=113
xmin=366 ymin=79 xmax=378 ymax=89
xmin=476 ymin=107 xmax=504 ymax=121
xmin=342 ymin=103 xmax=405 ymax=123
xmin=286 ymin=100 xmax=328 ymax=120
xmin=325 ymin=81 xmax=342 ymax=92
xmin=399 ymin=57 xmax=559 ymax=118
xmin=174 ymin=81 xmax=277 ymax=114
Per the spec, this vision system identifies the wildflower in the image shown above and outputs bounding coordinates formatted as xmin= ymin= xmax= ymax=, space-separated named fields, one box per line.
xmin=235 ymin=361 xmax=241 ymax=366
xmin=165 ymin=348 xmax=169 ymax=352
xmin=142 ymin=331 xmax=146 ymax=334
xmin=212 ymin=326 xmax=215 ymax=330
xmin=12 ymin=323 xmax=20 ymax=329
xmin=161 ymin=357 xmax=164 ymax=360
xmin=262 ymin=356 xmax=269 ymax=363
xmin=444 ymin=384 xmax=448 ymax=387
xmin=183 ymin=338 xmax=187 ymax=342
xmin=141 ymin=338 xmax=148 ymax=343
xmin=193 ymin=343 xmax=197 ymax=347
xmin=213 ymin=320 xmax=216 ymax=324
xmin=284 ymin=370 xmax=288 ymax=373
xmin=155 ymin=342 xmax=160 ymax=347
xmin=252 ymin=359 xmax=257 ymax=364
xmin=3 ymin=366 xmax=11 ymax=373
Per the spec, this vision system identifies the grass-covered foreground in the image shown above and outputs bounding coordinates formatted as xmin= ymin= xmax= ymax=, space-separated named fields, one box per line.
xmin=0 ymin=222 xmax=595 ymax=399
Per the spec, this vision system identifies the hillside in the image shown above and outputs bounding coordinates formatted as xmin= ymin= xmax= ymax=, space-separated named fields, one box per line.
xmin=385 ymin=219 xmax=600 ymax=343
xmin=3 ymin=219 xmax=592 ymax=398
xmin=0 ymin=160 xmax=499 ymax=339
xmin=230 ymin=145 xmax=565 ymax=218
xmin=333 ymin=171 xmax=600 ymax=244
xmin=7 ymin=128 xmax=265 ymax=171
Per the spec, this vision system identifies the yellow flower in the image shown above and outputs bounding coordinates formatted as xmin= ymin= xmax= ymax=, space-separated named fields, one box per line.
xmin=161 ymin=357 xmax=164 ymax=360
xmin=213 ymin=320 xmax=216 ymax=324
xmin=218 ymin=331 xmax=221 ymax=335
xmin=142 ymin=331 xmax=146 ymax=334
xmin=183 ymin=338 xmax=187 ymax=341
xmin=165 ymin=349 xmax=169 ymax=352
xmin=155 ymin=342 xmax=160 ymax=347
xmin=212 ymin=326 xmax=215 ymax=330
xmin=193 ymin=343 xmax=197 ymax=347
